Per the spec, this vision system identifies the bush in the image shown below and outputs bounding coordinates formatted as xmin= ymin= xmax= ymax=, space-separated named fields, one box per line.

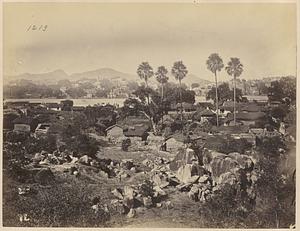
xmin=66 ymin=134 xmax=100 ymax=157
xmin=3 ymin=179 xmax=110 ymax=227
xmin=199 ymin=183 xmax=253 ymax=228
xmin=121 ymin=138 xmax=131 ymax=151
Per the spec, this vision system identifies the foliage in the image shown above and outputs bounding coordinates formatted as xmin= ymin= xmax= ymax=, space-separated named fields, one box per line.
xmin=191 ymin=83 xmax=200 ymax=89
xmin=2 ymin=179 xmax=110 ymax=227
xmin=206 ymin=82 xmax=243 ymax=104
xmin=225 ymin=58 xmax=243 ymax=78
xmin=269 ymin=105 xmax=289 ymax=121
xmin=4 ymin=81 xmax=67 ymax=99
xmin=199 ymin=183 xmax=252 ymax=228
xmin=65 ymin=87 xmax=86 ymax=98
xmin=137 ymin=62 xmax=154 ymax=86
xmin=253 ymin=136 xmax=294 ymax=228
xmin=121 ymin=138 xmax=131 ymax=151
xmin=256 ymin=82 xmax=268 ymax=95
xmin=171 ymin=61 xmax=188 ymax=82
xmin=155 ymin=66 xmax=169 ymax=85
xmin=67 ymin=134 xmax=100 ymax=157
xmin=206 ymin=53 xmax=224 ymax=75
xmin=268 ymin=76 xmax=296 ymax=104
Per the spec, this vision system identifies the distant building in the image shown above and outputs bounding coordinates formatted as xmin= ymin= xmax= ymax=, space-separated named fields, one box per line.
xmin=176 ymin=103 xmax=196 ymax=112
xmin=225 ymin=112 xmax=266 ymax=126
xmin=60 ymin=100 xmax=73 ymax=111
xmin=123 ymin=124 xmax=150 ymax=141
xmin=193 ymin=108 xmax=216 ymax=123
xmin=12 ymin=117 xmax=36 ymax=133
xmin=105 ymin=124 xmax=124 ymax=142
xmin=35 ymin=123 xmax=51 ymax=136
xmin=165 ymin=137 xmax=185 ymax=153
xmin=45 ymin=103 xmax=60 ymax=111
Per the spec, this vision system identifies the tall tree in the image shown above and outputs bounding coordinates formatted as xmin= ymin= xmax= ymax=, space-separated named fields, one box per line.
xmin=155 ymin=66 xmax=169 ymax=125
xmin=226 ymin=57 xmax=243 ymax=126
xmin=155 ymin=66 xmax=169 ymax=100
xmin=137 ymin=62 xmax=154 ymax=105
xmin=206 ymin=53 xmax=224 ymax=127
xmin=171 ymin=61 xmax=188 ymax=124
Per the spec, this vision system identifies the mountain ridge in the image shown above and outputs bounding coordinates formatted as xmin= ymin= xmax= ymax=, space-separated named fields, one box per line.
xmin=4 ymin=68 xmax=212 ymax=86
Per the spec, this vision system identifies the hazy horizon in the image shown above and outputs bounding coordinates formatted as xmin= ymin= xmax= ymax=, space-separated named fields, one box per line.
xmin=4 ymin=3 xmax=296 ymax=82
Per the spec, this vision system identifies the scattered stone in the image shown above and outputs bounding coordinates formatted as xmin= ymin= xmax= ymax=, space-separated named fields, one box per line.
xmin=198 ymin=175 xmax=209 ymax=183
xmin=112 ymin=188 xmax=124 ymax=200
xmin=143 ymin=196 xmax=153 ymax=208
xmin=78 ymin=155 xmax=90 ymax=165
xmin=127 ymin=208 xmax=136 ymax=218
xmin=153 ymin=186 xmax=167 ymax=196
xmin=18 ymin=186 xmax=31 ymax=195
xmin=130 ymin=167 xmax=137 ymax=173
xmin=121 ymin=159 xmax=134 ymax=170
xmin=156 ymin=203 xmax=162 ymax=208
xmin=124 ymin=185 xmax=135 ymax=199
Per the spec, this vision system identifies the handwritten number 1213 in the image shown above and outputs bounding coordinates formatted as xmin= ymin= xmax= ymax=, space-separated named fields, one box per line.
xmin=27 ymin=24 xmax=48 ymax=32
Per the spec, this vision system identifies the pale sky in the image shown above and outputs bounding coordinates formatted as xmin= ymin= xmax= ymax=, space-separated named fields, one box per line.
xmin=3 ymin=3 xmax=296 ymax=81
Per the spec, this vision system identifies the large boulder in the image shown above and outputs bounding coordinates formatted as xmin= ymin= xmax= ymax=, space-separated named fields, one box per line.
xmin=228 ymin=152 xmax=254 ymax=171
xmin=169 ymin=148 xmax=197 ymax=171
xmin=78 ymin=155 xmax=91 ymax=165
xmin=176 ymin=164 xmax=200 ymax=184
xmin=218 ymin=172 xmax=237 ymax=185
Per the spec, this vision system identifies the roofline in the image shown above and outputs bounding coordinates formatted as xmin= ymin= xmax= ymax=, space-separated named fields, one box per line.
xmin=105 ymin=124 xmax=123 ymax=131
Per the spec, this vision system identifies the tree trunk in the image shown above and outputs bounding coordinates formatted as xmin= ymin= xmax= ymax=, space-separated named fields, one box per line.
xmin=179 ymin=79 xmax=183 ymax=129
xmin=145 ymin=80 xmax=150 ymax=106
xmin=139 ymin=110 xmax=157 ymax=135
xmin=161 ymin=83 xmax=164 ymax=126
xmin=234 ymin=75 xmax=236 ymax=126
xmin=215 ymin=72 xmax=219 ymax=127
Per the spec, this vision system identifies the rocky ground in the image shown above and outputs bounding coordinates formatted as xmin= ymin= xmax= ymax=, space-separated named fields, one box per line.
xmin=3 ymin=137 xmax=294 ymax=228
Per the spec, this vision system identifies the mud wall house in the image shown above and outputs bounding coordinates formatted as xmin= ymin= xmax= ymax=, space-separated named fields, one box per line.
xmin=3 ymin=109 xmax=20 ymax=130
xmin=12 ymin=117 xmax=38 ymax=133
xmin=231 ymin=133 xmax=256 ymax=146
xmin=176 ymin=102 xmax=196 ymax=113
xmin=5 ymin=101 xmax=29 ymax=109
xmin=193 ymin=108 xmax=216 ymax=123
xmin=165 ymin=136 xmax=185 ymax=153
xmin=35 ymin=123 xmax=51 ymax=136
xmin=221 ymin=101 xmax=243 ymax=113
xmin=105 ymin=124 xmax=124 ymax=142
xmin=196 ymin=102 xmax=214 ymax=110
xmin=225 ymin=112 xmax=266 ymax=127
xmin=60 ymin=100 xmax=73 ymax=111
xmin=240 ymin=103 xmax=263 ymax=113
xmin=123 ymin=124 xmax=150 ymax=142
xmin=72 ymin=106 xmax=85 ymax=112
xmin=45 ymin=103 xmax=60 ymax=111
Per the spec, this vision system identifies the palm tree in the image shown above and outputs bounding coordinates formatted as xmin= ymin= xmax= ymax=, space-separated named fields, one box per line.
xmin=171 ymin=61 xmax=188 ymax=124
xmin=155 ymin=66 xmax=169 ymax=125
xmin=155 ymin=66 xmax=169 ymax=99
xmin=137 ymin=62 xmax=154 ymax=105
xmin=225 ymin=57 xmax=243 ymax=126
xmin=206 ymin=53 xmax=224 ymax=127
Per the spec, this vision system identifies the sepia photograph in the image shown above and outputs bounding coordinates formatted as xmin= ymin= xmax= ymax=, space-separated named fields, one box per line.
xmin=2 ymin=1 xmax=297 ymax=228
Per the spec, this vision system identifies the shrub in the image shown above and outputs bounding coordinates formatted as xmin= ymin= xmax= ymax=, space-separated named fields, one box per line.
xmin=121 ymin=138 xmax=131 ymax=151
xmin=3 ymin=179 xmax=110 ymax=227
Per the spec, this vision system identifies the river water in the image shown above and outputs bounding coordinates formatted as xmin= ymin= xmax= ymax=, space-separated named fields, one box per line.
xmin=4 ymin=96 xmax=209 ymax=107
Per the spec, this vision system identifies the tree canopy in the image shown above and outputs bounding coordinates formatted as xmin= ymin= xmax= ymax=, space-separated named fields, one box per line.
xmin=206 ymin=82 xmax=243 ymax=104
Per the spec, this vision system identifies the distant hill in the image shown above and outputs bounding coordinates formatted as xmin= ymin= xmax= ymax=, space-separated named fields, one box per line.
xmin=4 ymin=69 xmax=69 ymax=85
xmin=4 ymin=68 xmax=211 ymax=86
xmin=184 ymin=74 xmax=212 ymax=86
xmin=70 ymin=68 xmax=137 ymax=82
